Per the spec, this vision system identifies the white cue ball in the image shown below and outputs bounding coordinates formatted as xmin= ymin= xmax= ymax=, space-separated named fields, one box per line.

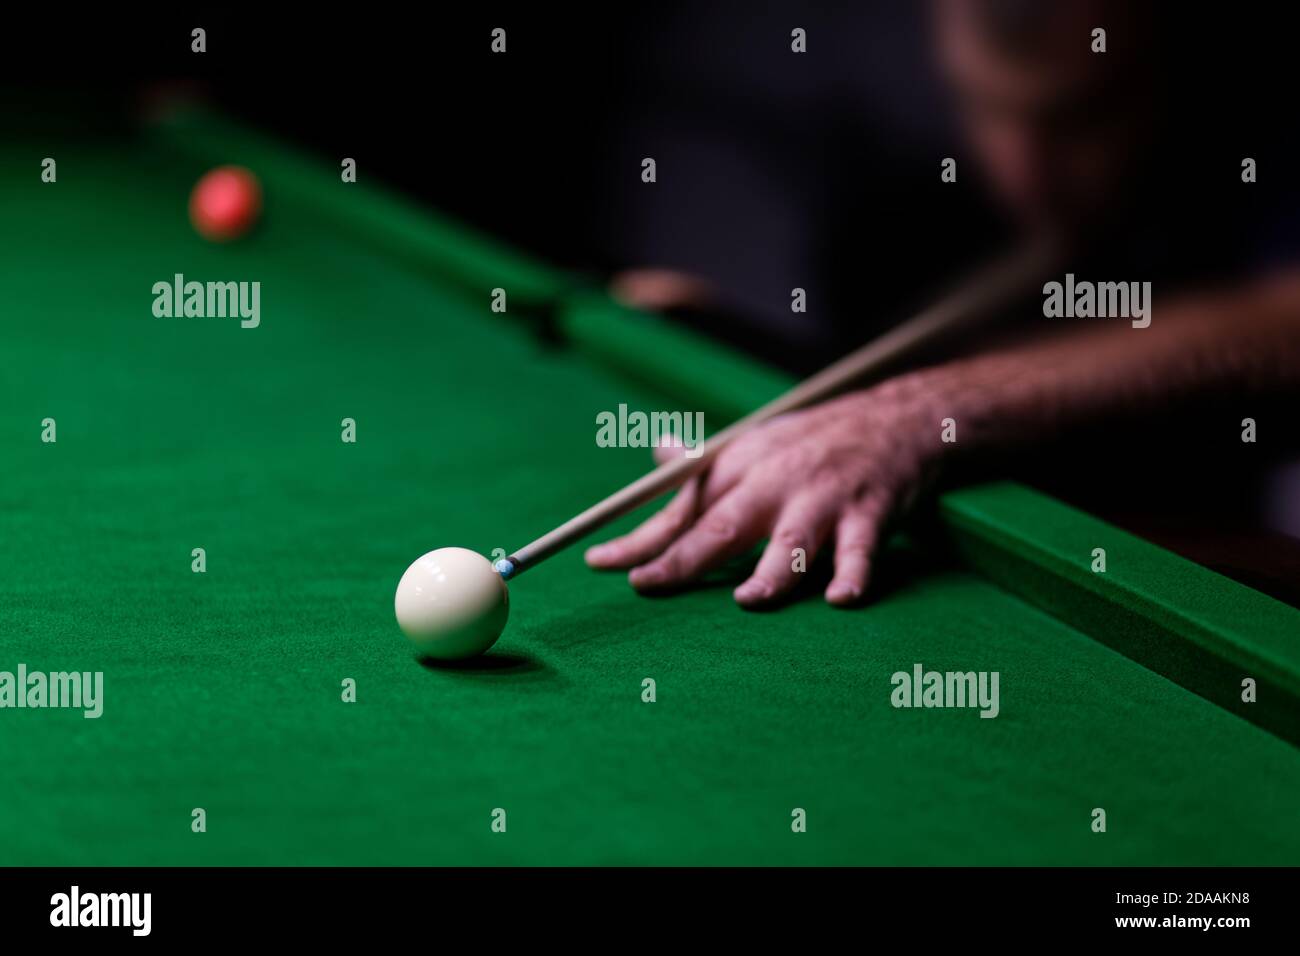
xmin=394 ymin=547 xmax=510 ymax=660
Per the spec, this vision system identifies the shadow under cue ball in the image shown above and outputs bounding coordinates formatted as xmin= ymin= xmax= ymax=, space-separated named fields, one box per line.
xmin=394 ymin=548 xmax=510 ymax=660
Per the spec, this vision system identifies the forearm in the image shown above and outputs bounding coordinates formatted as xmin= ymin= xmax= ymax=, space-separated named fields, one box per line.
xmin=895 ymin=271 xmax=1300 ymax=456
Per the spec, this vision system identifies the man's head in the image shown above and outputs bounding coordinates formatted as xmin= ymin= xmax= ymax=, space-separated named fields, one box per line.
xmin=934 ymin=0 xmax=1157 ymax=233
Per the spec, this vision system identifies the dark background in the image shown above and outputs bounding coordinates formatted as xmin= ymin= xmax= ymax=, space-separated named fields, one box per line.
xmin=7 ymin=5 xmax=1295 ymax=369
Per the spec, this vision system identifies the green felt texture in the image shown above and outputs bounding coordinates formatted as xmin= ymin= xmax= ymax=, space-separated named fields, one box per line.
xmin=943 ymin=483 xmax=1300 ymax=745
xmin=560 ymin=290 xmax=791 ymax=425
xmin=1 ymin=123 xmax=1298 ymax=865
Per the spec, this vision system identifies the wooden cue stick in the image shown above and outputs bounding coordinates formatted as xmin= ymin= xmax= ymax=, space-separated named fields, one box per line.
xmin=497 ymin=239 xmax=1057 ymax=579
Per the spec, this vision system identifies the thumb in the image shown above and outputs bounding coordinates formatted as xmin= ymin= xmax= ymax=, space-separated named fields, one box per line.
xmin=652 ymin=429 xmax=696 ymax=466
xmin=653 ymin=442 xmax=684 ymax=466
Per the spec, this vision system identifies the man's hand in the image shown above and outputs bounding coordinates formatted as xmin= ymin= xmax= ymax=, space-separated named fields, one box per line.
xmin=609 ymin=268 xmax=717 ymax=312
xmin=584 ymin=378 xmax=949 ymax=607
xmin=587 ymin=268 xmax=1300 ymax=609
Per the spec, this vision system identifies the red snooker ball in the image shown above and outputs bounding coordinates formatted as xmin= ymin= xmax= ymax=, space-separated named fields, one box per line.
xmin=189 ymin=165 xmax=262 ymax=242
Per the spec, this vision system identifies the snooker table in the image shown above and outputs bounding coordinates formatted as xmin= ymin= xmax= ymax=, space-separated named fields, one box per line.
xmin=3 ymin=112 xmax=1299 ymax=867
